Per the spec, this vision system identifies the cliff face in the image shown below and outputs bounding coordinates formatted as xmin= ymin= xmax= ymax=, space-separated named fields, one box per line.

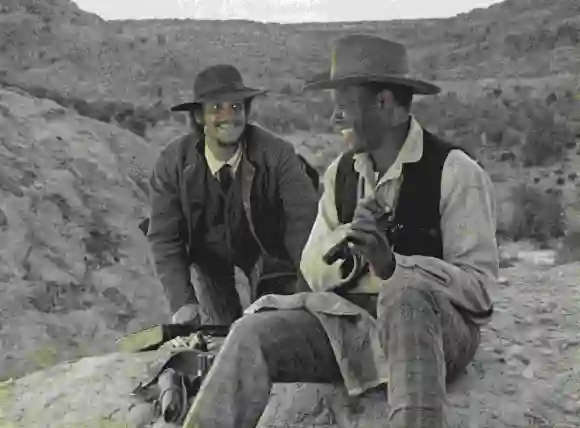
xmin=0 ymin=87 xmax=165 ymax=379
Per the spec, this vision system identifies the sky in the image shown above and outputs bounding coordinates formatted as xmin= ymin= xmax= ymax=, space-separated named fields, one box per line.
xmin=73 ymin=0 xmax=505 ymax=22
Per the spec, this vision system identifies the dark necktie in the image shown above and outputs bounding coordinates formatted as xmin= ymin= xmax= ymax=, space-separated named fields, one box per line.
xmin=218 ymin=164 xmax=233 ymax=193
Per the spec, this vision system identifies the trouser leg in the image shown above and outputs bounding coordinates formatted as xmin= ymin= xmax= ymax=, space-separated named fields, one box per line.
xmin=182 ymin=309 xmax=342 ymax=428
xmin=191 ymin=260 xmax=243 ymax=326
xmin=192 ymin=246 xmax=260 ymax=325
xmin=378 ymin=281 xmax=481 ymax=428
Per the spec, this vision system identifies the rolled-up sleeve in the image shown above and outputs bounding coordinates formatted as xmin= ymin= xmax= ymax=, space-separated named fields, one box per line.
xmin=300 ymin=156 xmax=363 ymax=291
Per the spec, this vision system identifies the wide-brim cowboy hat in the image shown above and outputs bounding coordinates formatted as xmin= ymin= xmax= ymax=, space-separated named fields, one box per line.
xmin=170 ymin=64 xmax=269 ymax=111
xmin=302 ymin=34 xmax=440 ymax=95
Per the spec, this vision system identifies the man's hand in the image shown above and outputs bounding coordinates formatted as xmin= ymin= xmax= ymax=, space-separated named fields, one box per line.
xmin=345 ymin=196 xmax=396 ymax=280
xmin=172 ymin=303 xmax=200 ymax=324
xmin=170 ymin=303 xmax=201 ymax=348
xmin=206 ymin=337 xmax=226 ymax=353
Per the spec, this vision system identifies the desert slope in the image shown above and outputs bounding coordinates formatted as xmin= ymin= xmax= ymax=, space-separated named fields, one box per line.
xmin=0 ymin=87 xmax=165 ymax=379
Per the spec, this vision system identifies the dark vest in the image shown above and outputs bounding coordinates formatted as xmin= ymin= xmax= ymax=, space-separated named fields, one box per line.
xmin=197 ymin=152 xmax=260 ymax=271
xmin=335 ymin=130 xmax=476 ymax=259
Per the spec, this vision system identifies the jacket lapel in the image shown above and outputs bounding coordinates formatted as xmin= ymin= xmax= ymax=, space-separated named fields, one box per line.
xmin=240 ymin=154 xmax=261 ymax=248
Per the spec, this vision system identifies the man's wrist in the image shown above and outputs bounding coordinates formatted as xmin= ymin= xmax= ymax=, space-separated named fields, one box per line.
xmin=171 ymin=303 xmax=200 ymax=324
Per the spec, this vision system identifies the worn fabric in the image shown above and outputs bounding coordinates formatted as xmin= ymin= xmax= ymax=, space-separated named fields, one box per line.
xmin=183 ymin=278 xmax=479 ymax=428
xmin=182 ymin=309 xmax=343 ymax=428
xmin=378 ymin=273 xmax=480 ymax=428
xmin=247 ymin=116 xmax=498 ymax=396
xmin=198 ymin=154 xmax=259 ymax=270
xmin=147 ymin=123 xmax=319 ymax=313
xmin=335 ymin=127 xmax=479 ymax=264
xmin=189 ymin=260 xmax=256 ymax=326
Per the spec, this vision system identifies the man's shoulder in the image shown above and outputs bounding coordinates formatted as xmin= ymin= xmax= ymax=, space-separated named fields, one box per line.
xmin=160 ymin=133 xmax=191 ymax=155
xmin=155 ymin=133 xmax=193 ymax=166
xmin=444 ymin=149 xmax=491 ymax=191
xmin=246 ymin=122 xmax=294 ymax=153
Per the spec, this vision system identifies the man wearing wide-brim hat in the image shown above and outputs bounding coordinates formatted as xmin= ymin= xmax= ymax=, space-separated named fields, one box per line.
xmin=146 ymin=64 xmax=319 ymax=336
xmin=182 ymin=36 xmax=498 ymax=428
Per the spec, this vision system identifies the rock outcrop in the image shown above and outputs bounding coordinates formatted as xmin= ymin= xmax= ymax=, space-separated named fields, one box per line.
xmin=2 ymin=257 xmax=579 ymax=427
xmin=0 ymin=88 xmax=165 ymax=380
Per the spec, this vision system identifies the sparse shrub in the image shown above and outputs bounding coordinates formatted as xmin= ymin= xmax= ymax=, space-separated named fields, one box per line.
xmin=502 ymin=183 xmax=565 ymax=243
xmin=280 ymin=83 xmax=294 ymax=95
xmin=521 ymin=124 xmax=566 ymax=167
xmin=86 ymin=100 xmax=113 ymax=123
xmin=123 ymin=119 xmax=146 ymax=137
xmin=72 ymin=99 xmax=91 ymax=117
xmin=499 ymin=150 xmax=516 ymax=162
xmin=23 ymin=3 xmax=43 ymax=15
xmin=555 ymin=21 xmax=580 ymax=46
xmin=557 ymin=232 xmax=580 ymax=263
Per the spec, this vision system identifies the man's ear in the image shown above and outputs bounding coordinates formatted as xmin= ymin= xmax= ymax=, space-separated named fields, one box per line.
xmin=192 ymin=107 xmax=203 ymax=125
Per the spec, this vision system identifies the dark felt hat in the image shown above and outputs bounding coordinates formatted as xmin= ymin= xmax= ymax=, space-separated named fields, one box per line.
xmin=171 ymin=64 xmax=269 ymax=111
xmin=302 ymin=34 xmax=440 ymax=95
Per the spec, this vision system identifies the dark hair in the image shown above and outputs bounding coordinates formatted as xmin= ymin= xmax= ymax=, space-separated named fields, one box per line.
xmin=186 ymin=98 xmax=253 ymax=132
xmin=363 ymin=82 xmax=413 ymax=110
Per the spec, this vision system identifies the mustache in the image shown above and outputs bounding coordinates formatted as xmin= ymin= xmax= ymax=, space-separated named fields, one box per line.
xmin=216 ymin=120 xmax=244 ymax=127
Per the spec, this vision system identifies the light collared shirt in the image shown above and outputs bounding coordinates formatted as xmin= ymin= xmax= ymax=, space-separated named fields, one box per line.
xmin=300 ymin=116 xmax=498 ymax=310
xmin=204 ymin=143 xmax=243 ymax=179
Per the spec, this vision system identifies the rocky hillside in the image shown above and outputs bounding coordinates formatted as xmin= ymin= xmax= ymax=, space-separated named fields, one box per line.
xmin=1 ymin=0 xmax=579 ymax=131
xmin=0 ymin=87 xmax=166 ymax=379
xmin=3 ymin=0 xmax=580 ymax=100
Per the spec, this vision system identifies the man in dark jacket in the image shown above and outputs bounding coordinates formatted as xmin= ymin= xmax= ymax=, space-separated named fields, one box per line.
xmin=147 ymin=64 xmax=318 ymax=327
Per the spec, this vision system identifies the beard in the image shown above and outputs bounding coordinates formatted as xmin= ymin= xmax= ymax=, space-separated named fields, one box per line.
xmin=206 ymin=122 xmax=246 ymax=145
xmin=344 ymin=110 xmax=410 ymax=153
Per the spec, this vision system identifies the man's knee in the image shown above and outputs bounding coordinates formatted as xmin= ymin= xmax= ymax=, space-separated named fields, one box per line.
xmin=379 ymin=282 xmax=438 ymax=321
xmin=227 ymin=311 xmax=274 ymax=349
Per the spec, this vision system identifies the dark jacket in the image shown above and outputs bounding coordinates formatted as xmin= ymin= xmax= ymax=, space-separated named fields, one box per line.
xmin=147 ymin=122 xmax=319 ymax=313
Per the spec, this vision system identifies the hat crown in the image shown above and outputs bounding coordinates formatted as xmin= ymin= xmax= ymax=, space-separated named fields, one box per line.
xmin=170 ymin=64 xmax=268 ymax=111
xmin=194 ymin=64 xmax=246 ymax=100
xmin=302 ymin=33 xmax=440 ymax=95
xmin=331 ymin=34 xmax=409 ymax=80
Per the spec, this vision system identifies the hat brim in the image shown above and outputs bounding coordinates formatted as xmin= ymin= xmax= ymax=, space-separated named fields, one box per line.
xmin=170 ymin=88 xmax=269 ymax=111
xmin=302 ymin=72 xmax=441 ymax=95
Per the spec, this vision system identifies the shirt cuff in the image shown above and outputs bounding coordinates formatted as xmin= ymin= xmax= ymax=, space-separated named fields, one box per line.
xmin=339 ymin=253 xmax=367 ymax=283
